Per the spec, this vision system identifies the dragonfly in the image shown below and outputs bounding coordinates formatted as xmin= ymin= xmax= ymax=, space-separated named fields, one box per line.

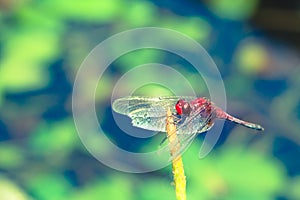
xmin=112 ymin=96 xmax=264 ymax=158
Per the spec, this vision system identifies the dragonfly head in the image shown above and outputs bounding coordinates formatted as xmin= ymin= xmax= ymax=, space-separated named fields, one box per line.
xmin=175 ymin=99 xmax=191 ymax=116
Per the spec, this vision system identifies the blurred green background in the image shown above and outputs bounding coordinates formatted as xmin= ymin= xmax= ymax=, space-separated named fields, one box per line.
xmin=1 ymin=0 xmax=300 ymax=199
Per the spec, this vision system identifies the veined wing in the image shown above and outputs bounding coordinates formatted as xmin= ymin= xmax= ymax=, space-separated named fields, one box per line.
xmin=166 ymin=103 xmax=216 ymax=160
xmin=112 ymin=96 xmax=196 ymax=132
xmin=112 ymin=96 xmax=215 ymax=160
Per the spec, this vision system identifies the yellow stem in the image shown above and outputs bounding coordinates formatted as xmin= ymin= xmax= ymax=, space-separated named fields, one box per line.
xmin=166 ymin=108 xmax=186 ymax=200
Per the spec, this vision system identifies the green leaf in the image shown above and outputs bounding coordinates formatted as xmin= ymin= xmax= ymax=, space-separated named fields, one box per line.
xmin=39 ymin=0 xmax=123 ymax=23
xmin=182 ymin=141 xmax=286 ymax=199
xmin=115 ymin=49 xmax=164 ymax=72
xmin=287 ymin=176 xmax=300 ymax=199
xmin=137 ymin=178 xmax=175 ymax=200
xmin=29 ymin=119 xmax=79 ymax=158
xmin=25 ymin=173 xmax=72 ymax=200
xmin=235 ymin=41 xmax=267 ymax=75
xmin=0 ymin=143 xmax=25 ymax=169
xmin=207 ymin=0 xmax=259 ymax=20
xmin=133 ymin=83 xmax=175 ymax=96
xmin=159 ymin=16 xmax=211 ymax=45
xmin=71 ymin=175 xmax=133 ymax=200
xmin=121 ymin=1 xmax=157 ymax=27
xmin=0 ymin=30 xmax=60 ymax=91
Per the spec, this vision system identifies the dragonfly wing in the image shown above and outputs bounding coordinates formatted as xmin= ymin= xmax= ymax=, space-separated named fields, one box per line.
xmin=112 ymin=96 xmax=197 ymax=116
xmin=112 ymin=96 xmax=190 ymax=132
xmin=112 ymin=96 xmax=214 ymax=160
xmin=166 ymin=105 xmax=216 ymax=160
xmin=112 ymin=96 xmax=179 ymax=116
xmin=130 ymin=115 xmax=166 ymax=132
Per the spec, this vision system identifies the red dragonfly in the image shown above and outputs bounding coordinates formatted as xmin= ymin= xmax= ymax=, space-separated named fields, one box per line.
xmin=112 ymin=96 xmax=264 ymax=157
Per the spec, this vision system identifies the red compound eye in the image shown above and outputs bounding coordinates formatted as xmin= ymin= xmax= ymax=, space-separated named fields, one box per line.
xmin=175 ymin=100 xmax=183 ymax=115
xmin=176 ymin=99 xmax=191 ymax=115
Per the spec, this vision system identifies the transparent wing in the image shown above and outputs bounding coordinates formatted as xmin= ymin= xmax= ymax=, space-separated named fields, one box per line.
xmin=112 ymin=96 xmax=196 ymax=132
xmin=112 ymin=96 xmax=213 ymax=160
xmin=166 ymin=104 xmax=216 ymax=160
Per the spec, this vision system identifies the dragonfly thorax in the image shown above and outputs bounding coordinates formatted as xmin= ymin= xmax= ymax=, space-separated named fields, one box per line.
xmin=175 ymin=99 xmax=191 ymax=116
